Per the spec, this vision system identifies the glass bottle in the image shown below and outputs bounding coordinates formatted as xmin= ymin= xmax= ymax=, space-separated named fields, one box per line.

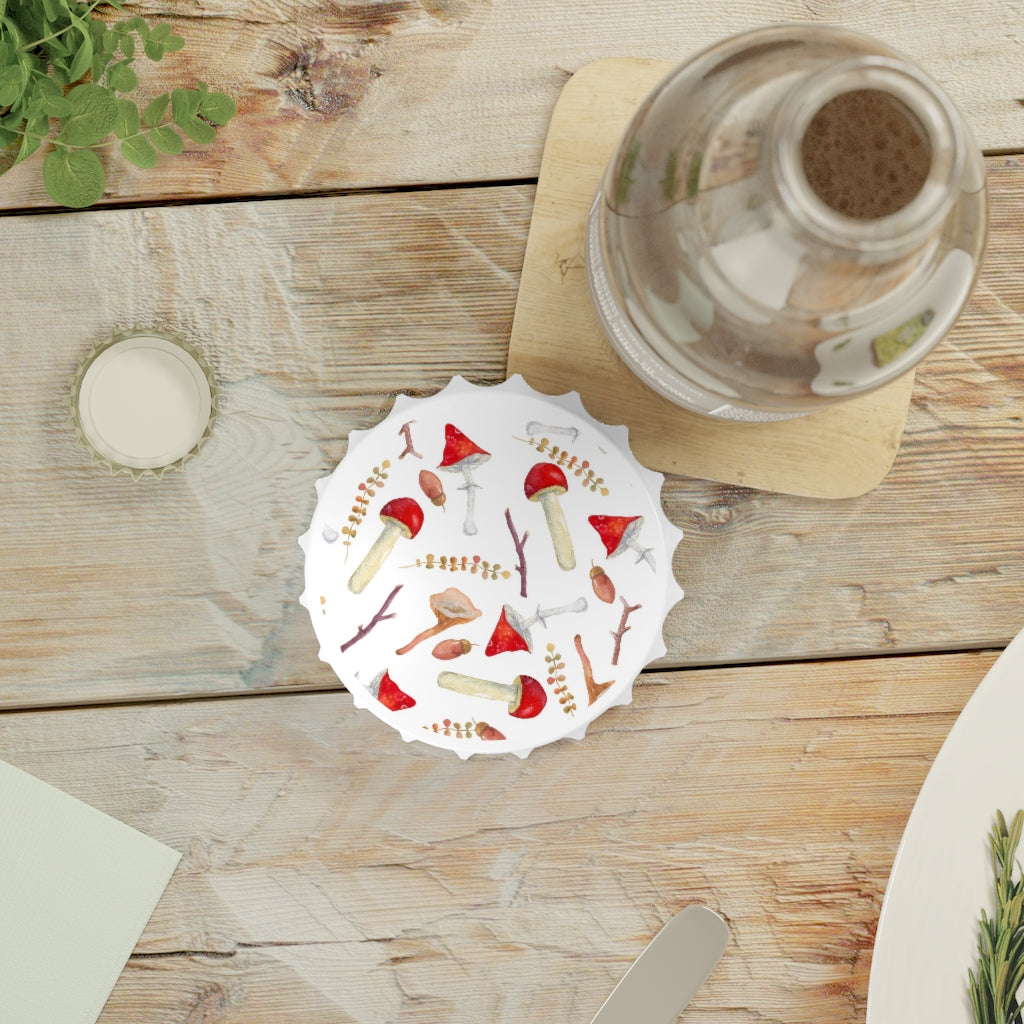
xmin=585 ymin=24 xmax=987 ymax=422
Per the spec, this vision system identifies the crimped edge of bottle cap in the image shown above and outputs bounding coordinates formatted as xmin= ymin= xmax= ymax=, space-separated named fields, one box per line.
xmin=68 ymin=326 xmax=219 ymax=481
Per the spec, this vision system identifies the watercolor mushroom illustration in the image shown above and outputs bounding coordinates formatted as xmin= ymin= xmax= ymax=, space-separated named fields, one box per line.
xmin=437 ymin=670 xmax=547 ymax=719
xmin=395 ymin=587 xmax=481 ymax=656
xmin=485 ymin=597 xmax=587 ymax=656
xmin=524 ymin=462 xmax=575 ymax=570
xmin=588 ymin=514 xmax=655 ymax=571
xmin=368 ymin=669 xmax=416 ymax=711
xmin=348 ymin=497 xmax=424 ymax=594
xmin=438 ymin=424 xmax=490 ymax=536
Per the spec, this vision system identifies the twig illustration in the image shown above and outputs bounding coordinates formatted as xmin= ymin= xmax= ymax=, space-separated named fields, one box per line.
xmin=574 ymin=634 xmax=613 ymax=704
xmin=398 ymin=420 xmax=421 ymax=459
xmin=544 ymin=642 xmax=577 ymax=715
xmin=505 ymin=507 xmax=529 ymax=598
xmin=611 ymin=596 xmax=642 ymax=666
xmin=340 ymin=584 xmax=403 ymax=653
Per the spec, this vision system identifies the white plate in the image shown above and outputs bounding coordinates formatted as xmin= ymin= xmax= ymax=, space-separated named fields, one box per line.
xmin=867 ymin=627 xmax=1024 ymax=1023
xmin=299 ymin=375 xmax=684 ymax=758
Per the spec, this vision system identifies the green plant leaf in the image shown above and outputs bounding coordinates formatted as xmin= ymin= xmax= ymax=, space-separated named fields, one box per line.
xmin=149 ymin=123 xmax=182 ymax=154
xmin=199 ymin=90 xmax=235 ymax=126
xmin=107 ymin=58 xmax=137 ymax=92
xmin=121 ymin=133 xmax=156 ymax=168
xmin=149 ymin=22 xmax=171 ymax=42
xmin=163 ymin=33 xmax=184 ymax=53
xmin=37 ymin=77 xmax=73 ymax=117
xmin=0 ymin=64 xmax=23 ymax=107
xmin=114 ymin=96 xmax=138 ymax=138
xmin=180 ymin=114 xmax=215 ymax=144
xmin=118 ymin=27 xmax=134 ymax=59
xmin=170 ymin=87 xmax=199 ymax=125
xmin=42 ymin=146 xmax=105 ymax=207
xmin=66 ymin=13 xmax=94 ymax=83
xmin=14 ymin=107 xmax=47 ymax=165
xmin=143 ymin=92 xmax=169 ymax=126
xmin=143 ymin=39 xmax=164 ymax=62
xmin=42 ymin=0 xmax=62 ymax=22
xmin=60 ymin=83 xmax=118 ymax=146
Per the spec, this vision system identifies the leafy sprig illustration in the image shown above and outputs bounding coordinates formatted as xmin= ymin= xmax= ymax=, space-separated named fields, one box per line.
xmin=423 ymin=719 xmax=505 ymax=741
xmin=340 ymin=461 xmax=390 ymax=558
xmin=544 ymin=642 xmax=577 ymax=715
xmin=969 ymin=809 xmax=1024 ymax=1024
xmin=0 ymin=0 xmax=235 ymax=207
xmin=525 ymin=437 xmax=609 ymax=495
xmin=402 ymin=553 xmax=510 ymax=581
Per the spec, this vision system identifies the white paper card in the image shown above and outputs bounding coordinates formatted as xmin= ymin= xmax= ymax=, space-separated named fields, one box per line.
xmin=0 ymin=759 xmax=181 ymax=1024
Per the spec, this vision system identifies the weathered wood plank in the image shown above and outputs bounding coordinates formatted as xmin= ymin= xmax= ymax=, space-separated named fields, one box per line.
xmin=0 ymin=0 xmax=1021 ymax=209
xmin=0 ymin=650 xmax=997 ymax=1023
xmin=1 ymin=163 xmax=1022 ymax=709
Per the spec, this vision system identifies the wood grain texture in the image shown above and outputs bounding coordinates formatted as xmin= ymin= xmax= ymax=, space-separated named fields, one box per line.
xmin=0 ymin=0 xmax=1022 ymax=209
xmin=2 ymin=164 xmax=1023 ymax=708
xmin=0 ymin=649 xmax=997 ymax=1023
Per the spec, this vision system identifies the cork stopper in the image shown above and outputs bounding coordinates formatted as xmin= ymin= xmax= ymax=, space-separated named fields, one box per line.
xmin=69 ymin=327 xmax=218 ymax=480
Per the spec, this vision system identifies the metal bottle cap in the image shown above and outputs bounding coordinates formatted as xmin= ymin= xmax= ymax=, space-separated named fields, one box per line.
xmin=69 ymin=328 xmax=218 ymax=479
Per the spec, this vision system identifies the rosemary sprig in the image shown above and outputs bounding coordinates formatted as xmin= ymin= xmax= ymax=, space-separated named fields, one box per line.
xmin=969 ymin=810 xmax=1024 ymax=1024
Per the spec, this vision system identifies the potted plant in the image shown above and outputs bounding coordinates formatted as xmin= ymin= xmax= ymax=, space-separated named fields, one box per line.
xmin=0 ymin=0 xmax=235 ymax=207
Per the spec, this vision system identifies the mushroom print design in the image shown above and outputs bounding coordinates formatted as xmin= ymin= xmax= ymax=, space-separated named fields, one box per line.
xmin=368 ymin=669 xmax=416 ymax=711
xmin=588 ymin=515 xmax=655 ymax=571
xmin=437 ymin=670 xmax=547 ymax=720
xmin=300 ymin=375 xmax=684 ymax=757
xmin=348 ymin=497 xmax=425 ymax=593
xmin=485 ymin=597 xmax=588 ymax=656
xmin=438 ymin=424 xmax=490 ymax=536
xmin=524 ymin=462 xmax=575 ymax=570
xmin=395 ymin=587 xmax=482 ymax=655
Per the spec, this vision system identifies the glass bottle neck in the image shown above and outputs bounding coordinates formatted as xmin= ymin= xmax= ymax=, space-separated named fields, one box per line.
xmin=767 ymin=56 xmax=966 ymax=262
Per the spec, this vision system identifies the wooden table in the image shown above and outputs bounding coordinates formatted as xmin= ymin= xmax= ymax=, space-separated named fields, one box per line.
xmin=2 ymin=2 xmax=1022 ymax=1021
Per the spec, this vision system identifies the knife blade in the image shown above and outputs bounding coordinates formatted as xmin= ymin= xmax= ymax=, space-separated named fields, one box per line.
xmin=589 ymin=904 xmax=730 ymax=1024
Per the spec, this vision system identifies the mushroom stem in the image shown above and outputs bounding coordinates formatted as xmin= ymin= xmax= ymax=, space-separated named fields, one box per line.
xmin=438 ymin=670 xmax=520 ymax=708
xmin=527 ymin=596 xmax=588 ymax=630
xmin=537 ymin=491 xmax=575 ymax=570
xmin=459 ymin=466 xmax=480 ymax=535
xmin=348 ymin=522 xmax=401 ymax=594
xmin=525 ymin=421 xmax=580 ymax=442
xmin=629 ymin=539 xmax=656 ymax=571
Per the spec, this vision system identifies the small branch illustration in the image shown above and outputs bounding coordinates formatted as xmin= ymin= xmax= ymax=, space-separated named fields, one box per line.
xmin=340 ymin=584 xmax=403 ymax=653
xmin=574 ymin=634 xmax=613 ymax=705
xmin=398 ymin=421 xmax=422 ymax=459
xmin=340 ymin=461 xmax=391 ymax=560
xmin=611 ymin=596 xmax=642 ymax=666
xmin=504 ymin=507 xmax=529 ymax=598
xmin=520 ymin=437 xmax=609 ymax=495
xmin=401 ymin=553 xmax=510 ymax=581
xmin=544 ymin=642 xmax=577 ymax=715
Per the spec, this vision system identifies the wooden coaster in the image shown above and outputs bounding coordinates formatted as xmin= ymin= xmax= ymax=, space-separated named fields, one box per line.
xmin=506 ymin=57 xmax=914 ymax=499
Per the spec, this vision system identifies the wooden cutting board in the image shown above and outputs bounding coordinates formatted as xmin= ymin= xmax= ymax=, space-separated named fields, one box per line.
xmin=506 ymin=57 xmax=915 ymax=499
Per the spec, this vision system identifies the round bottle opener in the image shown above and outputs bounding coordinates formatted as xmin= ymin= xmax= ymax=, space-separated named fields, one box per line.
xmin=299 ymin=375 xmax=684 ymax=758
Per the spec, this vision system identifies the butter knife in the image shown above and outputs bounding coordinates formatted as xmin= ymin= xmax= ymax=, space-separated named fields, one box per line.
xmin=590 ymin=905 xmax=730 ymax=1024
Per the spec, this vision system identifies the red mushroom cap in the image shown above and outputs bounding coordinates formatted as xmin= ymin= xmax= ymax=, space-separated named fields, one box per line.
xmin=511 ymin=675 xmax=546 ymax=719
xmin=380 ymin=497 xmax=424 ymax=539
xmin=439 ymin=424 xmax=490 ymax=468
xmin=485 ymin=606 xmax=531 ymax=656
xmin=524 ymin=462 xmax=568 ymax=500
xmin=374 ymin=670 xmax=416 ymax=711
xmin=588 ymin=514 xmax=641 ymax=557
